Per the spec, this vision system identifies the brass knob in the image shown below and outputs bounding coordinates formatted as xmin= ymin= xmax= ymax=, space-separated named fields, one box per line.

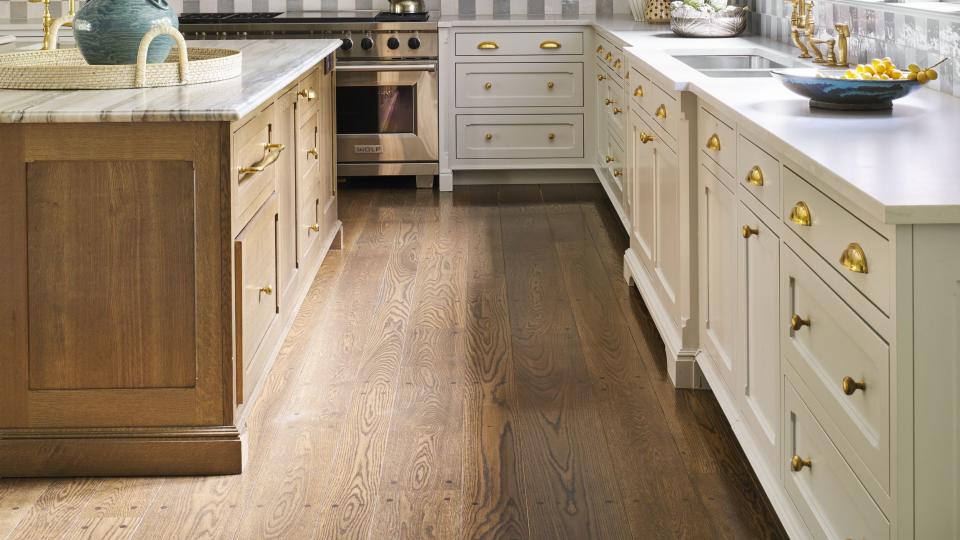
xmin=307 ymin=147 xmax=319 ymax=159
xmin=613 ymin=107 xmax=623 ymax=115
xmin=639 ymin=132 xmax=655 ymax=144
xmin=790 ymin=201 xmax=812 ymax=226
xmin=547 ymin=132 xmax=556 ymax=141
xmin=746 ymin=165 xmax=764 ymax=186
xmin=790 ymin=455 xmax=812 ymax=472
xmin=842 ymin=376 xmax=866 ymax=395
xmin=613 ymin=59 xmax=622 ymax=68
xmin=259 ymin=284 xmax=274 ymax=295
xmin=546 ymin=81 xmax=555 ymax=89
xmin=634 ymin=85 xmax=644 ymax=97
xmin=597 ymin=74 xmax=607 ymax=81
xmin=604 ymin=155 xmax=615 ymax=163
xmin=298 ymin=88 xmax=317 ymax=101
xmin=741 ymin=225 xmax=759 ymax=238
xmin=604 ymin=98 xmax=615 ymax=106
xmin=839 ymin=243 xmax=868 ymax=274
xmin=484 ymin=133 xmax=493 ymax=141
xmin=791 ymin=313 xmax=811 ymax=332
xmin=613 ymin=169 xmax=623 ymax=177
xmin=308 ymin=223 xmax=320 ymax=233
xmin=596 ymin=45 xmax=604 ymax=54
xmin=483 ymin=82 xmax=492 ymax=90
xmin=706 ymin=134 xmax=721 ymax=151
xmin=655 ymin=104 xmax=667 ymax=119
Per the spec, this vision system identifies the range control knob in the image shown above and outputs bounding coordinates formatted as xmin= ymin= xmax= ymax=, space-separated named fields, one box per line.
xmin=408 ymin=36 xmax=421 ymax=49
xmin=340 ymin=38 xmax=353 ymax=51
xmin=387 ymin=36 xmax=400 ymax=50
xmin=361 ymin=36 xmax=374 ymax=50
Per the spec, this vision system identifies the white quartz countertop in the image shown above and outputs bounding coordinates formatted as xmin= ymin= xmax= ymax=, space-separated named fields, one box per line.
xmin=441 ymin=13 xmax=960 ymax=224
xmin=0 ymin=39 xmax=341 ymax=123
xmin=0 ymin=35 xmax=13 ymax=45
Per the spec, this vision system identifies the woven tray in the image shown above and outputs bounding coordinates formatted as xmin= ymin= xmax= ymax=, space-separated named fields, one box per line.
xmin=0 ymin=24 xmax=242 ymax=90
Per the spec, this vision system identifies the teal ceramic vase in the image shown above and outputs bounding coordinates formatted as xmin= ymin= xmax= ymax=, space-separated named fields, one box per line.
xmin=74 ymin=0 xmax=179 ymax=65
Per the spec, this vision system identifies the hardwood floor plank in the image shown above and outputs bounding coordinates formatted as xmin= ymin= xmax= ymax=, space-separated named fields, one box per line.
xmin=0 ymin=479 xmax=51 ymax=540
xmin=7 ymin=479 xmax=109 ymax=539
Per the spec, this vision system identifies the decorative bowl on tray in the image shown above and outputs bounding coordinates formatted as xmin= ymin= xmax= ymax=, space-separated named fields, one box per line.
xmin=772 ymin=68 xmax=923 ymax=110
xmin=670 ymin=1 xmax=749 ymax=38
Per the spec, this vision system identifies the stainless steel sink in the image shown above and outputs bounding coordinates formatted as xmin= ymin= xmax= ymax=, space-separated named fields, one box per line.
xmin=674 ymin=54 xmax=789 ymax=70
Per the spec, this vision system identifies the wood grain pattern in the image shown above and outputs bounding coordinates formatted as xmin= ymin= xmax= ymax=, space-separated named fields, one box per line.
xmin=0 ymin=182 xmax=787 ymax=539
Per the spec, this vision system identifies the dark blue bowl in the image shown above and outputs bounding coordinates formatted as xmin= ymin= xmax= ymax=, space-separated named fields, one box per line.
xmin=772 ymin=68 xmax=923 ymax=110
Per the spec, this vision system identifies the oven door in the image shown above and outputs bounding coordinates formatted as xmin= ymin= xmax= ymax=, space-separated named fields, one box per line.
xmin=335 ymin=61 xmax=439 ymax=166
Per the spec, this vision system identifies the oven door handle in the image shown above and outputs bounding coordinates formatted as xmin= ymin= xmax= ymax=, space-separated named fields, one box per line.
xmin=335 ymin=62 xmax=437 ymax=73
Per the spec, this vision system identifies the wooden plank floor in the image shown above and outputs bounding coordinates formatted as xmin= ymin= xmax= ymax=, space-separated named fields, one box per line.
xmin=0 ymin=182 xmax=787 ymax=540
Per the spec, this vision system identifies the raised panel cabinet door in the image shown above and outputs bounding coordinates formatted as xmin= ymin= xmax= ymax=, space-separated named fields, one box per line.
xmin=738 ymin=201 xmax=780 ymax=475
xmin=699 ymin=165 xmax=738 ymax=396
xmin=276 ymin=87 xmax=299 ymax=314
xmin=596 ymin=63 xmax=609 ymax=165
xmin=631 ymin=116 xmax=656 ymax=274
xmin=654 ymin=133 xmax=681 ymax=325
xmin=318 ymin=61 xmax=338 ymax=239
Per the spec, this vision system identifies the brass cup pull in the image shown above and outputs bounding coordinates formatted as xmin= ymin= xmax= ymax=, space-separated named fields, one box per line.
xmin=483 ymin=82 xmax=492 ymax=90
xmin=741 ymin=225 xmax=759 ymax=238
xmin=477 ymin=41 xmax=499 ymax=50
xmin=706 ymin=134 xmax=721 ymax=151
xmin=746 ymin=165 xmax=764 ymax=186
xmin=790 ymin=455 xmax=812 ymax=472
xmin=297 ymin=88 xmax=317 ymax=101
xmin=655 ymin=104 xmax=667 ymax=119
xmin=634 ymin=86 xmax=644 ymax=97
xmin=604 ymin=98 xmax=615 ymax=106
xmin=547 ymin=133 xmax=556 ymax=141
xmin=613 ymin=59 xmax=622 ymax=68
xmin=791 ymin=313 xmax=811 ymax=332
xmin=597 ymin=74 xmax=607 ymax=81
xmin=604 ymin=155 xmax=615 ymax=163
xmin=790 ymin=201 xmax=812 ymax=226
xmin=596 ymin=45 xmax=604 ymax=54
xmin=639 ymin=132 xmax=655 ymax=144
xmin=840 ymin=243 xmax=868 ymax=274
xmin=307 ymin=147 xmax=319 ymax=159
xmin=484 ymin=133 xmax=493 ymax=141
xmin=238 ymin=142 xmax=285 ymax=177
xmin=842 ymin=376 xmax=866 ymax=395
xmin=308 ymin=223 xmax=321 ymax=233
xmin=605 ymin=52 xmax=613 ymax=62
xmin=540 ymin=40 xmax=561 ymax=49
xmin=259 ymin=284 xmax=274 ymax=295
xmin=613 ymin=107 xmax=623 ymax=115
xmin=613 ymin=169 xmax=623 ymax=177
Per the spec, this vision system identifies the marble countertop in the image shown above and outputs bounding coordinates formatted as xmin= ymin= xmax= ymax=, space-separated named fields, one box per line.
xmin=0 ymin=39 xmax=341 ymax=123
xmin=441 ymin=13 xmax=960 ymax=224
xmin=0 ymin=36 xmax=13 ymax=45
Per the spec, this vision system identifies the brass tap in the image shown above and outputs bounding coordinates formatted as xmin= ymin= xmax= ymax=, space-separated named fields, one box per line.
xmin=834 ymin=22 xmax=850 ymax=67
xmin=786 ymin=0 xmax=812 ymax=59
xmin=29 ymin=0 xmax=75 ymax=50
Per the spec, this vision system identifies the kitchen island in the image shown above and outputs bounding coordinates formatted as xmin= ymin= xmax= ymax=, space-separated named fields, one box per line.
xmin=0 ymin=38 xmax=342 ymax=477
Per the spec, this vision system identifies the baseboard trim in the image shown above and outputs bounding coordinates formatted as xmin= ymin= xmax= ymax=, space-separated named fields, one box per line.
xmin=452 ymin=168 xmax=600 ymax=186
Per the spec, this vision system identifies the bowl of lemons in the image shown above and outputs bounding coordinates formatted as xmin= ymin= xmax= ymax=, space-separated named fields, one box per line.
xmin=772 ymin=58 xmax=944 ymax=110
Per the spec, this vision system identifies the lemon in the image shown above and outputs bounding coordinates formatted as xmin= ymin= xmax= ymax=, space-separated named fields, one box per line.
xmin=908 ymin=63 xmax=921 ymax=73
xmin=917 ymin=71 xmax=929 ymax=83
xmin=889 ymin=70 xmax=903 ymax=79
xmin=926 ymin=69 xmax=938 ymax=81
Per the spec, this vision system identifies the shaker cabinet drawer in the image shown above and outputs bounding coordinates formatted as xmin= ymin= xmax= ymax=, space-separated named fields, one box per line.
xmin=455 ymin=62 xmax=584 ymax=108
xmin=783 ymin=377 xmax=890 ymax=540
xmin=234 ymin=195 xmax=280 ymax=401
xmin=233 ymin=103 xmax=280 ymax=232
xmin=298 ymin=109 xmax=321 ymax=181
xmin=296 ymin=67 xmax=321 ymax=127
xmin=455 ymin=32 xmax=583 ymax=56
xmin=456 ymin=114 xmax=583 ymax=159
xmin=698 ymin=106 xmax=736 ymax=177
xmin=782 ymin=245 xmax=891 ymax=498
xmin=738 ymin=134 xmax=781 ymax=216
xmin=782 ymin=168 xmax=891 ymax=314
xmin=629 ymin=68 xmax=650 ymax=113
xmin=641 ymin=80 xmax=678 ymax=143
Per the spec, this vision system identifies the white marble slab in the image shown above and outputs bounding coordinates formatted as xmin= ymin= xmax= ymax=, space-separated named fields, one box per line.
xmin=440 ymin=13 xmax=960 ymax=223
xmin=0 ymin=39 xmax=341 ymax=123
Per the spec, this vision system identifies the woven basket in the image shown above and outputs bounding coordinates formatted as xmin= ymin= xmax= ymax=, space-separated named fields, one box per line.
xmin=0 ymin=24 xmax=242 ymax=90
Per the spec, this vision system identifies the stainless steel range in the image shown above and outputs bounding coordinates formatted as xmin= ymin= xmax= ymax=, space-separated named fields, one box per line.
xmin=180 ymin=11 xmax=440 ymax=186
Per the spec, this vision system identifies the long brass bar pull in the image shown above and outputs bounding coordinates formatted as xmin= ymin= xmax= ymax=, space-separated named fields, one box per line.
xmin=239 ymin=143 xmax=285 ymax=178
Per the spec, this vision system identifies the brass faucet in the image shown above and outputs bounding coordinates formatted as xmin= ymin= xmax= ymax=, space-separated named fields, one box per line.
xmin=786 ymin=0 xmax=849 ymax=67
xmin=786 ymin=0 xmax=812 ymax=59
xmin=28 ymin=0 xmax=75 ymax=50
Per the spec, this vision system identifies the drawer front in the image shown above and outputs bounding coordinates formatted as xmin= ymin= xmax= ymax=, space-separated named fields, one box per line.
xmin=698 ymin=106 xmax=736 ymax=176
xmin=235 ymin=195 xmax=280 ymax=382
xmin=629 ymin=68 xmax=650 ymax=113
xmin=642 ymin=81 xmax=678 ymax=142
xmin=455 ymin=32 xmax=583 ymax=56
xmin=455 ymin=62 xmax=584 ymax=108
xmin=297 ymin=67 xmax=321 ymax=128
xmin=603 ymin=131 xmax=626 ymax=192
xmin=233 ymin=103 xmax=280 ymax=230
xmin=784 ymin=377 xmax=890 ymax=540
xmin=782 ymin=168 xmax=891 ymax=314
xmin=605 ymin=77 xmax=626 ymax=141
xmin=298 ymin=108 xmax=321 ymax=180
xmin=456 ymin=114 xmax=583 ymax=159
xmin=783 ymin=245 xmax=890 ymax=495
xmin=297 ymin=188 xmax=323 ymax=264
xmin=737 ymin=134 xmax=781 ymax=215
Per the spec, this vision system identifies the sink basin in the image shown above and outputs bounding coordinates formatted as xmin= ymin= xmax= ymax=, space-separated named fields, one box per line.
xmin=674 ymin=54 xmax=789 ymax=70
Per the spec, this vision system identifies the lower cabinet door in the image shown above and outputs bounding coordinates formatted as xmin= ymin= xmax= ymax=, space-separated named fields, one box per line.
xmin=699 ymin=165 xmax=738 ymax=396
xmin=234 ymin=194 xmax=280 ymax=404
xmin=631 ymin=114 xmax=656 ymax=273
xmin=738 ymin=201 xmax=780 ymax=474
xmin=784 ymin=377 xmax=890 ymax=540
xmin=654 ymin=131 xmax=681 ymax=326
xmin=276 ymin=87 xmax=299 ymax=314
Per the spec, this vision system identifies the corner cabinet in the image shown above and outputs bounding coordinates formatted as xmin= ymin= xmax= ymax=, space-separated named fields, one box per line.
xmin=0 ymin=54 xmax=341 ymax=477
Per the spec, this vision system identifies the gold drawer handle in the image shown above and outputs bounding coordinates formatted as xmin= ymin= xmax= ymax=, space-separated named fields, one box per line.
xmin=297 ymin=88 xmax=316 ymax=101
xmin=639 ymin=132 xmax=655 ymax=144
xmin=790 ymin=455 xmax=812 ymax=472
xmin=613 ymin=169 xmax=623 ymax=177
xmin=842 ymin=376 xmax=866 ymax=395
xmin=483 ymin=82 xmax=492 ymax=90
xmin=548 ymin=132 xmax=556 ymax=141
xmin=596 ymin=45 xmax=604 ymax=54
xmin=259 ymin=284 xmax=274 ymax=295
xmin=746 ymin=165 xmax=764 ymax=186
xmin=706 ymin=133 xmax=721 ymax=151
xmin=604 ymin=155 xmax=615 ymax=163
xmin=308 ymin=223 xmax=320 ymax=233
xmin=604 ymin=98 xmax=615 ymax=106
xmin=613 ymin=59 xmax=622 ymax=69
xmin=840 ymin=243 xmax=868 ymax=274
xmin=477 ymin=41 xmax=499 ymax=50
xmin=238 ymin=142 xmax=285 ymax=177
xmin=307 ymin=147 xmax=319 ymax=159
xmin=484 ymin=133 xmax=493 ymax=141
xmin=597 ymin=74 xmax=607 ymax=81
xmin=613 ymin=107 xmax=623 ymax=115
xmin=540 ymin=40 xmax=561 ymax=49
xmin=634 ymin=85 xmax=644 ymax=97
xmin=605 ymin=52 xmax=613 ymax=62
xmin=790 ymin=313 xmax=811 ymax=332
xmin=655 ymin=104 xmax=667 ymax=119
xmin=741 ymin=225 xmax=759 ymax=238
xmin=790 ymin=201 xmax=812 ymax=226
xmin=546 ymin=81 xmax=555 ymax=89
